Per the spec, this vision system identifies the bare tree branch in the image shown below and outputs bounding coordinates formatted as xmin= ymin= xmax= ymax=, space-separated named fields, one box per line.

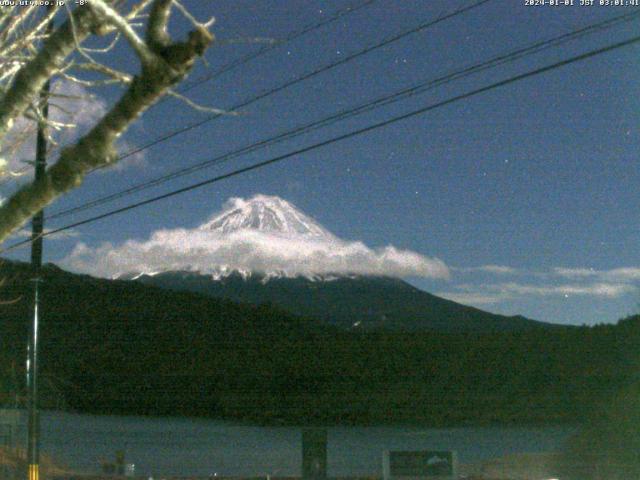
xmin=167 ymin=89 xmax=234 ymax=115
xmin=147 ymin=0 xmax=172 ymax=51
xmin=0 ymin=5 xmax=98 ymax=144
xmin=88 ymin=0 xmax=159 ymax=66
xmin=0 ymin=0 xmax=214 ymax=243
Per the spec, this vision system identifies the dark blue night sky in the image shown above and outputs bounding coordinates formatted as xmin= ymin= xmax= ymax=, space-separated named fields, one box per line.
xmin=5 ymin=0 xmax=640 ymax=325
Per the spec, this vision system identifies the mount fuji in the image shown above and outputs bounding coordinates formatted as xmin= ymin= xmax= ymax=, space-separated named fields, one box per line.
xmin=201 ymin=194 xmax=337 ymax=242
xmin=90 ymin=194 xmax=554 ymax=333
xmin=74 ymin=194 xmax=449 ymax=281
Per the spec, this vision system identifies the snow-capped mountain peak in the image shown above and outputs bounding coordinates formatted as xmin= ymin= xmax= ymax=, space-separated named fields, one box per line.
xmin=200 ymin=194 xmax=337 ymax=241
xmin=69 ymin=194 xmax=449 ymax=282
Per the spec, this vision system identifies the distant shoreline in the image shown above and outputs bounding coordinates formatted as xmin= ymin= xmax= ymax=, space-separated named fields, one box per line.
xmin=31 ymin=407 xmax=583 ymax=429
xmin=5 ymin=406 xmax=584 ymax=430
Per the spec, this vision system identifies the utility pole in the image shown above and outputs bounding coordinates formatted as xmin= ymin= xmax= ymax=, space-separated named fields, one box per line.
xmin=27 ymin=8 xmax=53 ymax=480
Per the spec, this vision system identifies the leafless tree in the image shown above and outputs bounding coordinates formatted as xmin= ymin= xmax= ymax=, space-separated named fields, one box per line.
xmin=0 ymin=0 xmax=215 ymax=243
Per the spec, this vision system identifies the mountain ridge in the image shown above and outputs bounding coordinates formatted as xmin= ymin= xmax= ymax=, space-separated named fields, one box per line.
xmin=79 ymin=194 xmax=547 ymax=332
xmin=131 ymin=269 xmax=556 ymax=333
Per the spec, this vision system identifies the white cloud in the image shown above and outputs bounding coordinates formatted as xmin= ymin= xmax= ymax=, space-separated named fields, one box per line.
xmin=437 ymin=291 xmax=510 ymax=306
xmin=455 ymin=264 xmax=640 ymax=284
xmin=434 ymin=261 xmax=640 ymax=310
xmin=495 ymin=281 xmax=636 ymax=298
xmin=437 ymin=281 xmax=636 ymax=307
xmin=61 ymin=207 xmax=450 ymax=280
xmin=1 ymin=81 xmax=108 ymax=173
xmin=454 ymin=264 xmax=520 ymax=275
xmin=552 ymin=267 xmax=598 ymax=278
xmin=0 ymin=80 xmax=145 ymax=185
xmin=553 ymin=266 xmax=640 ymax=282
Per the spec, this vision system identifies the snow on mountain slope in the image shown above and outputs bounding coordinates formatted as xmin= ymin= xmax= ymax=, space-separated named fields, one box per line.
xmin=201 ymin=195 xmax=337 ymax=241
xmin=63 ymin=194 xmax=449 ymax=281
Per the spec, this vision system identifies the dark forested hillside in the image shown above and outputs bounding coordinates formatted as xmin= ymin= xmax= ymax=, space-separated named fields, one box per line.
xmin=0 ymin=260 xmax=638 ymax=426
xmin=132 ymin=271 xmax=555 ymax=333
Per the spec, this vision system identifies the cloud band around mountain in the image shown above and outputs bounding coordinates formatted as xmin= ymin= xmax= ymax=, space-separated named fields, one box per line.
xmin=62 ymin=226 xmax=450 ymax=280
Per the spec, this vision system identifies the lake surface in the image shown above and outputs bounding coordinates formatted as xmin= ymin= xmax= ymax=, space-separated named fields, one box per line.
xmin=37 ymin=411 xmax=575 ymax=477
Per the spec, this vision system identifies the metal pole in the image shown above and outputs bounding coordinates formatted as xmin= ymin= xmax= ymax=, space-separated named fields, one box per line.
xmin=26 ymin=279 xmax=41 ymax=480
xmin=27 ymin=8 xmax=53 ymax=480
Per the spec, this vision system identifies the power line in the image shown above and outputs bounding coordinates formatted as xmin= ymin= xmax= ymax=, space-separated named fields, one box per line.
xmin=178 ymin=0 xmax=378 ymax=94
xmin=180 ymin=0 xmax=488 ymax=95
xmin=46 ymin=9 xmax=640 ymax=221
xmin=6 ymin=33 xmax=639 ymax=253
xmin=40 ymin=0 xmax=493 ymax=192
xmin=0 ymin=0 xmax=377 ymax=187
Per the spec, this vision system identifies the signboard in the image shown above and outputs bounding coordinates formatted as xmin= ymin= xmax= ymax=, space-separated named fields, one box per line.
xmin=383 ymin=450 xmax=458 ymax=479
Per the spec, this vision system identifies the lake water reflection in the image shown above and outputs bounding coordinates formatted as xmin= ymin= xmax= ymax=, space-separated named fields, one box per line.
xmin=40 ymin=411 xmax=575 ymax=477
